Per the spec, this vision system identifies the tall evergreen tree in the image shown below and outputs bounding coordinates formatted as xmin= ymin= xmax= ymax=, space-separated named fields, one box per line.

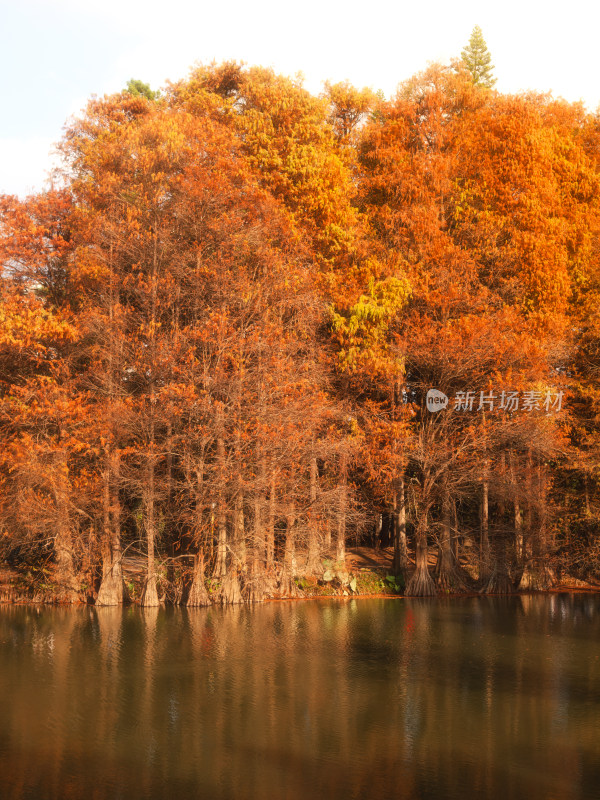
xmin=125 ymin=78 xmax=158 ymax=100
xmin=461 ymin=25 xmax=496 ymax=88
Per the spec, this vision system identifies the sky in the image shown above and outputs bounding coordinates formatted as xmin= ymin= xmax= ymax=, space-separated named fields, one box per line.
xmin=1 ymin=0 xmax=599 ymax=197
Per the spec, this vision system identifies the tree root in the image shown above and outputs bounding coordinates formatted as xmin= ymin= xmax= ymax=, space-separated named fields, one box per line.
xmin=435 ymin=548 xmax=472 ymax=593
xmin=518 ymin=562 xmax=556 ymax=591
xmin=55 ymin=585 xmax=81 ymax=604
xmin=305 ymin=547 xmax=323 ymax=578
xmin=243 ymin=575 xmax=269 ymax=604
xmin=480 ymin=563 xmax=514 ymax=595
xmin=186 ymin=554 xmax=211 ymax=607
xmin=215 ymin=572 xmax=243 ymax=605
xmin=187 ymin=577 xmax=211 ymax=606
xmin=435 ymin=564 xmax=471 ymax=593
xmin=140 ymin=574 xmax=161 ymax=607
xmin=278 ymin=569 xmax=302 ymax=598
xmin=96 ymin=569 xmax=126 ymax=606
xmin=405 ymin=565 xmax=437 ymax=597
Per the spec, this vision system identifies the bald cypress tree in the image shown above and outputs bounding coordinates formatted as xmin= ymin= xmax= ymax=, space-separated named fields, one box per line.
xmin=461 ymin=26 xmax=496 ymax=88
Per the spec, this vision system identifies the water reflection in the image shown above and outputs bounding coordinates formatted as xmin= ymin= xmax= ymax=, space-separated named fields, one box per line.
xmin=0 ymin=595 xmax=599 ymax=800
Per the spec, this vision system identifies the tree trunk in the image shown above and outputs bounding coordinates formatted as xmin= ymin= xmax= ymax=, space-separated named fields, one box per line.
xmin=97 ymin=449 xmax=126 ymax=606
xmin=509 ymin=451 xmax=523 ymax=564
xmin=213 ymin=433 xmax=227 ymax=578
xmin=452 ymin=500 xmax=460 ymax=560
xmin=519 ymin=460 xmax=555 ymax=590
xmin=584 ymin=473 xmax=591 ymax=517
xmin=480 ymin=456 xmax=491 ymax=581
xmin=480 ymin=451 xmax=513 ymax=594
xmin=259 ymin=466 xmax=277 ymax=597
xmin=141 ymin=458 xmax=160 ymax=607
xmin=518 ymin=450 xmax=534 ymax=589
xmin=406 ymin=512 xmax=436 ymax=597
xmin=97 ymin=239 xmax=126 ymax=607
xmin=53 ymin=449 xmax=79 ymax=602
xmin=246 ymin=492 xmax=266 ymax=603
xmin=435 ymin=481 xmax=468 ymax=592
xmin=187 ymin=550 xmax=210 ymax=606
xmin=374 ymin=513 xmax=383 ymax=550
xmin=306 ymin=456 xmax=322 ymax=575
xmin=266 ymin=469 xmax=275 ymax=569
xmin=336 ymin=453 xmax=347 ymax=565
xmin=280 ymin=500 xmax=300 ymax=597
xmin=217 ymin=572 xmax=243 ymax=604
xmin=480 ymin=537 xmax=514 ymax=594
xmin=524 ymin=448 xmax=533 ymax=559
xmin=392 ymin=473 xmax=408 ymax=579
xmin=141 ymin=227 xmax=161 ymax=608
xmin=234 ymin=491 xmax=246 ymax=572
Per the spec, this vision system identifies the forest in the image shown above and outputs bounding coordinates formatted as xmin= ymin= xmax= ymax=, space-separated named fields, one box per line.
xmin=1 ymin=55 xmax=600 ymax=604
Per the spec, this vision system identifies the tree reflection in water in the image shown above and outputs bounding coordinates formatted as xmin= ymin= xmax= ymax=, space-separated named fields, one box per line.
xmin=0 ymin=595 xmax=599 ymax=800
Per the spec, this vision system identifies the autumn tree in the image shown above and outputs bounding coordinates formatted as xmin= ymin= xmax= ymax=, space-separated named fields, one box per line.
xmin=3 ymin=57 xmax=600 ymax=604
xmin=55 ymin=86 xmax=349 ymax=606
xmin=0 ymin=230 xmax=85 ymax=599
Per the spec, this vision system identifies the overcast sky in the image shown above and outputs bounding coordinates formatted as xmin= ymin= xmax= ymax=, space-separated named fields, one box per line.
xmin=1 ymin=0 xmax=599 ymax=197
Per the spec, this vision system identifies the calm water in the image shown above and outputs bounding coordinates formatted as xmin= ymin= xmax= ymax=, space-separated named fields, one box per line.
xmin=1 ymin=595 xmax=600 ymax=800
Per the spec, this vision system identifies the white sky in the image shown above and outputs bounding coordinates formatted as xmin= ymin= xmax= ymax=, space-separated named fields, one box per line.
xmin=1 ymin=0 xmax=599 ymax=197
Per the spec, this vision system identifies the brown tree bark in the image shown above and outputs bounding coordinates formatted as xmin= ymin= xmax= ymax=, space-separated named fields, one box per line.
xmin=306 ymin=456 xmax=322 ymax=575
xmin=480 ymin=455 xmax=491 ymax=581
xmin=97 ymin=448 xmax=126 ymax=606
xmin=405 ymin=510 xmax=436 ymax=597
xmin=96 ymin=236 xmax=126 ymax=606
xmin=213 ymin=431 xmax=228 ymax=579
xmin=519 ymin=460 xmax=555 ymax=590
xmin=266 ymin=469 xmax=275 ymax=569
xmin=392 ymin=473 xmax=409 ymax=579
xmin=435 ymin=479 xmax=468 ymax=592
xmin=280 ymin=500 xmax=300 ymax=597
xmin=336 ymin=452 xmax=347 ymax=565
xmin=141 ymin=456 xmax=160 ymax=607
xmin=245 ymin=490 xmax=266 ymax=603
xmin=187 ymin=464 xmax=210 ymax=606
xmin=53 ymin=449 xmax=79 ymax=602
xmin=141 ymin=225 xmax=161 ymax=608
xmin=509 ymin=451 xmax=523 ymax=564
xmin=187 ymin=550 xmax=210 ymax=606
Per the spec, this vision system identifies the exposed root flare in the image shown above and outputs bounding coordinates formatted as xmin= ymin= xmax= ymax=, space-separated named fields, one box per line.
xmin=96 ymin=570 xmax=126 ymax=606
xmin=243 ymin=576 xmax=269 ymax=604
xmin=55 ymin=585 xmax=81 ymax=604
xmin=278 ymin=569 xmax=302 ymax=598
xmin=405 ymin=565 xmax=437 ymax=597
xmin=305 ymin=551 xmax=323 ymax=578
xmin=140 ymin=574 xmax=161 ymax=607
xmin=186 ymin=578 xmax=211 ymax=606
xmin=435 ymin=549 xmax=472 ymax=593
xmin=215 ymin=573 xmax=243 ymax=605
xmin=261 ymin=572 xmax=278 ymax=598
xmin=186 ymin=554 xmax=211 ymax=607
xmin=480 ymin=563 xmax=514 ymax=595
xmin=435 ymin=565 xmax=471 ymax=593
xmin=518 ymin=562 xmax=556 ymax=591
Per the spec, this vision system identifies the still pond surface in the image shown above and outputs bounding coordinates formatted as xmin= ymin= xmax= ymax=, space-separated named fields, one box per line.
xmin=1 ymin=595 xmax=599 ymax=800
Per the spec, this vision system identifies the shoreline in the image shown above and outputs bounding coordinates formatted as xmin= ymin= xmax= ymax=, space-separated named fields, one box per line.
xmin=3 ymin=545 xmax=599 ymax=607
xmin=1 ymin=582 xmax=599 ymax=608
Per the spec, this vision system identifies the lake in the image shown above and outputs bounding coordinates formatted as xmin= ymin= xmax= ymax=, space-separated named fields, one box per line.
xmin=1 ymin=595 xmax=599 ymax=800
